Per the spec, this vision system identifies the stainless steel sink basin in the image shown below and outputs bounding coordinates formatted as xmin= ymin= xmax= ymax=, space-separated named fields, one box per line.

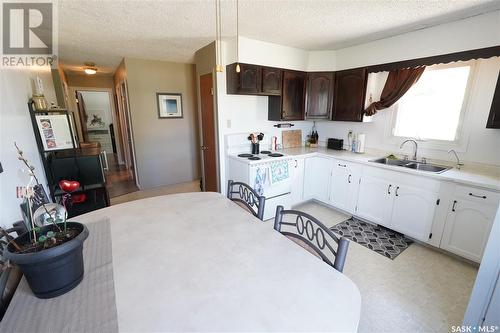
xmin=370 ymin=158 xmax=451 ymax=173
xmin=370 ymin=158 xmax=411 ymax=166
xmin=404 ymin=162 xmax=451 ymax=173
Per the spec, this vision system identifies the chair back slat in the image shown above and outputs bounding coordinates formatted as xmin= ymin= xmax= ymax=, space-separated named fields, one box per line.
xmin=227 ymin=180 xmax=266 ymax=221
xmin=274 ymin=205 xmax=349 ymax=272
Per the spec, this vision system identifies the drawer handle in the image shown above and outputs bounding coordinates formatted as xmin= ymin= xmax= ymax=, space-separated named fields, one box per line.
xmin=338 ymin=163 xmax=347 ymax=167
xmin=452 ymin=200 xmax=457 ymax=212
xmin=469 ymin=193 xmax=487 ymax=199
xmin=395 ymin=186 xmax=400 ymax=197
xmin=387 ymin=184 xmax=392 ymax=195
xmin=348 ymin=174 xmax=351 ymax=184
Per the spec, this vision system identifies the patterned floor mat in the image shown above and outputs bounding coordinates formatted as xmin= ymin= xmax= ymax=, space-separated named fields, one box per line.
xmin=330 ymin=217 xmax=413 ymax=259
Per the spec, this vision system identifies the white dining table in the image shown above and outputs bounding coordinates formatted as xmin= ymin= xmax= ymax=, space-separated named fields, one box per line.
xmin=77 ymin=192 xmax=361 ymax=332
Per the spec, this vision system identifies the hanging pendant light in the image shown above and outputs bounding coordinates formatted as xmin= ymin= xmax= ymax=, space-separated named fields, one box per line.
xmin=215 ymin=0 xmax=223 ymax=72
xmin=235 ymin=0 xmax=240 ymax=73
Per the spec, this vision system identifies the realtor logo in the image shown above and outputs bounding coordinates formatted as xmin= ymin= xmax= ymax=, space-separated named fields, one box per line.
xmin=3 ymin=2 xmax=53 ymax=54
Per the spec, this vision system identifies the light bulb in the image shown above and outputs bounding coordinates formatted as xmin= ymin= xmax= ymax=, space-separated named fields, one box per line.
xmin=84 ymin=68 xmax=97 ymax=75
xmin=236 ymin=63 xmax=241 ymax=73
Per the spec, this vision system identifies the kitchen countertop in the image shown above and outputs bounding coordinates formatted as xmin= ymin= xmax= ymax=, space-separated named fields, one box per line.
xmin=281 ymin=147 xmax=500 ymax=191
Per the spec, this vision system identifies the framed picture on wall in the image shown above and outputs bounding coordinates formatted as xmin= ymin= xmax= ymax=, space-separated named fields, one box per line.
xmin=157 ymin=93 xmax=183 ymax=119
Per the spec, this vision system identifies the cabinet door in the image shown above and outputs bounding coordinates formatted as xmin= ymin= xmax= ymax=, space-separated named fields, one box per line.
xmin=332 ymin=68 xmax=367 ymax=122
xmin=290 ymin=158 xmax=305 ymax=206
xmin=441 ymin=200 xmax=497 ymax=262
xmin=281 ymin=71 xmax=306 ymax=120
xmin=306 ymin=72 xmax=334 ymax=119
xmin=262 ymin=67 xmax=282 ymax=95
xmin=239 ymin=64 xmax=262 ymax=94
xmin=329 ymin=161 xmax=361 ymax=214
xmin=390 ymin=184 xmax=438 ymax=242
xmin=355 ymin=174 xmax=393 ymax=227
xmin=303 ymin=156 xmax=332 ymax=203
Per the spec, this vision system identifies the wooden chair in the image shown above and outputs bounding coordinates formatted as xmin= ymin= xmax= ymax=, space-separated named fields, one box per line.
xmin=273 ymin=205 xmax=349 ymax=272
xmin=227 ymin=180 xmax=265 ymax=221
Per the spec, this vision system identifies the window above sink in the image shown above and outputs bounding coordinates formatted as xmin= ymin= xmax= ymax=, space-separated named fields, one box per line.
xmin=387 ymin=61 xmax=476 ymax=151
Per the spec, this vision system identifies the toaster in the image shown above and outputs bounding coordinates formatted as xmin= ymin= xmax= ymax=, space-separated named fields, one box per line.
xmin=327 ymin=138 xmax=344 ymax=150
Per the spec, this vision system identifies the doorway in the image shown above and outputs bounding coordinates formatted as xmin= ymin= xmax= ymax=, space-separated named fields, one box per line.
xmin=74 ymin=88 xmax=138 ymax=198
xmin=199 ymin=73 xmax=218 ymax=192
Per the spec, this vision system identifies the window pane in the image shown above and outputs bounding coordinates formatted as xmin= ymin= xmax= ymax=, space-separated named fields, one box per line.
xmin=394 ymin=65 xmax=470 ymax=141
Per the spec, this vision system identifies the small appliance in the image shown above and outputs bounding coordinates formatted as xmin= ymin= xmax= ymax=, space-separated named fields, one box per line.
xmin=327 ymin=138 xmax=344 ymax=150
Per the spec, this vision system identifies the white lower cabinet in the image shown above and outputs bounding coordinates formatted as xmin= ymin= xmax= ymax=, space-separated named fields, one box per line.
xmin=303 ymin=156 xmax=333 ymax=204
xmin=328 ymin=160 xmax=362 ymax=214
xmin=355 ymin=173 xmax=394 ymax=226
xmin=355 ymin=166 xmax=440 ymax=242
xmin=440 ymin=186 xmax=499 ymax=262
xmin=290 ymin=157 xmax=305 ymax=206
xmin=389 ymin=183 xmax=439 ymax=242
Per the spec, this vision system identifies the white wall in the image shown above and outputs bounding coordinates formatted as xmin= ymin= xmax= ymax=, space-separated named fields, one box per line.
xmin=334 ymin=10 xmax=500 ymax=70
xmin=0 ymin=68 xmax=57 ymax=227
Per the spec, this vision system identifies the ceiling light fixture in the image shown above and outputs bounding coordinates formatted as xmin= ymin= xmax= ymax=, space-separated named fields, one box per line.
xmin=235 ymin=0 xmax=240 ymax=73
xmin=83 ymin=62 xmax=97 ymax=75
xmin=215 ymin=0 xmax=223 ymax=72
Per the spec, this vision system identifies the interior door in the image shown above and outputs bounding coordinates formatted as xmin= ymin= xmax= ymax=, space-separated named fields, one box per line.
xmin=200 ymin=73 xmax=218 ymax=192
xmin=390 ymin=184 xmax=438 ymax=241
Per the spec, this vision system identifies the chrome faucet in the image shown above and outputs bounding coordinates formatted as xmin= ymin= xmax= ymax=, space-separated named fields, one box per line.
xmin=448 ymin=149 xmax=464 ymax=170
xmin=400 ymin=139 xmax=418 ymax=161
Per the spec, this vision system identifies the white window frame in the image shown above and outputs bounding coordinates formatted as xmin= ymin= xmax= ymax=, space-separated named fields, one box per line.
xmin=384 ymin=61 xmax=477 ymax=153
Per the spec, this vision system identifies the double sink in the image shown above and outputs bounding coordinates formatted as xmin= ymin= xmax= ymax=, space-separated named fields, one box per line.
xmin=370 ymin=158 xmax=451 ymax=173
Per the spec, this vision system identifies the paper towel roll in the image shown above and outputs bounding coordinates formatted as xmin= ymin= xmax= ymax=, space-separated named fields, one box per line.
xmin=356 ymin=133 xmax=366 ymax=153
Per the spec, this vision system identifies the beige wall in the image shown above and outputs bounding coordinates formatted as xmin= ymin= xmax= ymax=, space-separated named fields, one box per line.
xmin=124 ymin=58 xmax=200 ymax=189
xmin=66 ymin=74 xmax=115 ymax=89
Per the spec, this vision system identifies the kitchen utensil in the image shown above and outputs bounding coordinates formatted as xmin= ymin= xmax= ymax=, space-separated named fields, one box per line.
xmin=282 ymin=130 xmax=302 ymax=149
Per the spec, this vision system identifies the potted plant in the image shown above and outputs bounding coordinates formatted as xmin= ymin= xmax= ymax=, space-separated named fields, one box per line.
xmin=3 ymin=144 xmax=89 ymax=299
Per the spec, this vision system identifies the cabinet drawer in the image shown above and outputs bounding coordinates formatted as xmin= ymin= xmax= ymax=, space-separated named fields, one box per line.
xmin=454 ymin=185 xmax=500 ymax=206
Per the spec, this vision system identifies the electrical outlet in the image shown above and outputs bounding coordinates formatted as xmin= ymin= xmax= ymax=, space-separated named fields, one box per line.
xmin=348 ymin=130 xmax=353 ymax=136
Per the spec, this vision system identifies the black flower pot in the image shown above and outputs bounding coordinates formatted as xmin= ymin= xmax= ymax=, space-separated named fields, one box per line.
xmin=4 ymin=222 xmax=89 ymax=299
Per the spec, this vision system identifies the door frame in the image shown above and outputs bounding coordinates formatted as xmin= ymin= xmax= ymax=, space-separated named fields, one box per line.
xmin=68 ymin=86 xmax=123 ymax=163
xmin=114 ymin=79 xmax=140 ymax=188
xmin=197 ymin=71 xmax=220 ymax=192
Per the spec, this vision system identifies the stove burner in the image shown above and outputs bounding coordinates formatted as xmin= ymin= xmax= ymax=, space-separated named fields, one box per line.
xmin=238 ymin=153 xmax=253 ymax=158
xmin=248 ymin=156 xmax=261 ymax=160
xmin=260 ymin=151 xmax=271 ymax=154
xmin=268 ymin=153 xmax=284 ymax=157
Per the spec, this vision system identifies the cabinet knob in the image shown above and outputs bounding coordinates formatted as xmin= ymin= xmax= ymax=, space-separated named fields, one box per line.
xmin=387 ymin=184 xmax=392 ymax=195
xmin=452 ymin=200 xmax=457 ymax=212
xmin=468 ymin=192 xmax=486 ymax=199
xmin=348 ymin=174 xmax=351 ymax=184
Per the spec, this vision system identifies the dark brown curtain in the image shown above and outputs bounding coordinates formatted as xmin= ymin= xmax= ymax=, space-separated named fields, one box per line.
xmin=364 ymin=66 xmax=426 ymax=116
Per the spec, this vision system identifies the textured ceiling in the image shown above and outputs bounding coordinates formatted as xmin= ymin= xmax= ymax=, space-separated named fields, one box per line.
xmin=58 ymin=0 xmax=500 ymax=75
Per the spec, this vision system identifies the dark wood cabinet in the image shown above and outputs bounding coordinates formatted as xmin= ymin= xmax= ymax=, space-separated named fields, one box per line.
xmin=332 ymin=68 xmax=367 ymax=122
xmin=269 ymin=70 xmax=306 ymax=121
xmin=486 ymin=71 xmax=500 ymax=129
xmin=306 ymin=72 xmax=334 ymax=119
xmin=262 ymin=67 xmax=282 ymax=95
xmin=226 ymin=63 xmax=262 ymax=94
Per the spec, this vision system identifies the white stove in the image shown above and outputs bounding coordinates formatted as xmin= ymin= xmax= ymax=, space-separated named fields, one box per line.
xmin=226 ymin=134 xmax=293 ymax=220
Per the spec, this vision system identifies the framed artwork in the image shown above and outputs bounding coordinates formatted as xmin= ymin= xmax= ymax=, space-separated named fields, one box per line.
xmin=35 ymin=114 xmax=76 ymax=151
xmin=157 ymin=93 xmax=183 ymax=119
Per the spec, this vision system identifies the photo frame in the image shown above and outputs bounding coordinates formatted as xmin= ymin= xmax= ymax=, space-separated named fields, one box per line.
xmin=35 ymin=114 xmax=76 ymax=151
xmin=157 ymin=93 xmax=183 ymax=119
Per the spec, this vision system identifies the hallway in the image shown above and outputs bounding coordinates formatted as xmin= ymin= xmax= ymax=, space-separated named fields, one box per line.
xmin=105 ymin=153 xmax=138 ymax=198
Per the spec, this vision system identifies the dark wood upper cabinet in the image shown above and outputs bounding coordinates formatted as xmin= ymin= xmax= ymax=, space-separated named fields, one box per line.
xmin=226 ymin=63 xmax=262 ymax=94
xmin=332 ymin=68 xmax=367 ymax=122
xmin=269 ymin=70 xmax=306 ymax=121
xmin=486 ymin=70 xmax=500 ymax=129
xmin=262 ymin=67 xmax=282 ymax=95
xmin=306 ymin=72 xmax=334 ymax=119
